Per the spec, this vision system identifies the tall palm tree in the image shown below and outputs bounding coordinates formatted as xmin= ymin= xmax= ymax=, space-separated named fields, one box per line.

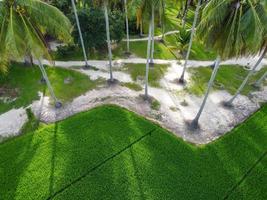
xmin=145 ymin=11 xmax=153 ymax=99
xmin=71 ymin=0 xmax=89 ymax=68
xmin=135 ymin=0 xmax=161 ymax=97
xmin=254 ymin=71 xmax=267 ymax=87
xmin=191 ymin=0 xmax=264 ymax=128
xmin=135 ymin=0 xmax=163 ymax=66
xmin=225 ymin=46 xmax=267 ymax=106
xmin=150 ymin=3 xmax=155 ymax=66
xmin=0 ymin=0 xmax=72 ymax=108
xmin=124 ymin=0 xmax=130 ymax=53
xmin=225 ymin=3 xmax=267 ymax=106
xmin=179 ymin=0 xmax=201 ymax=83
xmin=92 ymin=0 xmax=116 ymax=82
xmin=103 ymin=0 xmax=114 ymax=82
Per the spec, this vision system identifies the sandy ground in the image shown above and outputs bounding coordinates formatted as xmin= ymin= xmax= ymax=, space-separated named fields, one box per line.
xmin=0 ymin=108 xmax=28 ymax=140
xmin=1 ymin=57 xmax=267 ymax=144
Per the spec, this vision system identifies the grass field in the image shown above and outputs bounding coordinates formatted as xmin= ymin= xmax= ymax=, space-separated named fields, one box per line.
xmin=123 ymin=63 xmax=168 ymax=88
xmin=187 ymin=65 xmax=267 ymax=96
xmin=0 ymin=105 xmax=266 ymax=200
xmin=0 ymin=63 xmax=103 ymax=114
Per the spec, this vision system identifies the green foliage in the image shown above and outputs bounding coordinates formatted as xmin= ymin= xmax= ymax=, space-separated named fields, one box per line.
xmin=151 ymin=99 xmax=161 ymax=110
xmin=187 ymin=65 xmax=267 ymax=96
xmin=121 ymin=82 xmax=143 ymax=91
xmin=198 ymin=0 xmax=267 ymax=59
xmin=0 ymin=105 xmax=266 ymax=199
xmin=0 ymin=0 xmax=72 ymax=72
xmin=72 ymin=8 xmax=124 ymax=51
xmin=175 ymin=28 xmax=191 ymax=57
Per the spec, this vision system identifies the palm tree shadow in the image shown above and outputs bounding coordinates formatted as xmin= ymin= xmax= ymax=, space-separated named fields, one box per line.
xmin=129 ymin=148 xmax=146 ymax=200
xmin=0 ymin=134 xmax=40 ymax=199
xmin=49 ymin=123 xmax=58 ymax=196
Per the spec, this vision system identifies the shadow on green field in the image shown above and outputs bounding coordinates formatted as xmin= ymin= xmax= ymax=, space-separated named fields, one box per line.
xmin=0 ymin=105 xmax=266 ymax=199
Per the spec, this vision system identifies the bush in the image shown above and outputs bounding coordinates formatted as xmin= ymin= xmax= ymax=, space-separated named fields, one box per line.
xmin=72 ymin=8 xmax=124 ymax=51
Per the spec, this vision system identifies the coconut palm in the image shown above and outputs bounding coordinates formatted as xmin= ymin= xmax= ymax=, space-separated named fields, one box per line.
xmin=103 ymin=0 xmax=114 ymax=82
xmin=254 ymin=70 xmax=267 ymax=88
xmin=145 ymin=11 xmax=153 ymax=99
xmin=124 ymin=0 xmax=130 ymax=53
xmin=92 ymin=0 xmax=116 ymax=82
xmin=71 ymin=0 xmax=89 ymax=68
xmin=0 ymin=0 xmax=72 ymax=108
xmin=179 ymin=0 xmax=201 ymax=83
xmin=225 ymin=46 xmax=267 ymax=106
xmin=134 ymin=0 xmax=162 ymax=98
xmin=191 ymin=0 xmax=265 ymax=128
xmin=225 ymin=3 xmax=267 ymax=106
xmin=135 ymin=0 xmax=163 ymax=66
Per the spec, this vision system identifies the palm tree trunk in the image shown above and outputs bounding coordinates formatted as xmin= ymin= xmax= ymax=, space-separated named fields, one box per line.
xmin=179 ymin=0 xmax=201 ymax=83
xmin=145 ymin=20 xmax=153 ymax=99
xmin=104 ymin=1 xmax=113 ymax=82
xmin=254 ymin=71 xmax=267 ymax=88
xmin=226 ymin=46 xmax=267 ymax=106
xmin=182 ymin=0 xmax=191 ymax=28
xmin=140 ymin=19 xmax=143 ymax=37
xmin=124 ymin=0 xmax=130 ymax=53
xmin=37 ymin=60 xmax=62 ymax=108
xmin=191 ymin=57 xmax=221 ymax=128
xmin=71 ymin=0 xmax=89 ymax=68
xmin=150 ymin=4 xmax=155 ymax=66
xmin=161 ymin=0 xmax=166 ymax=41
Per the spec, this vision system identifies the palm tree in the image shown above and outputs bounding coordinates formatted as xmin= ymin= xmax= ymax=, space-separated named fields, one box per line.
xmin=254 ymin=71 xmax=267 ymax=88
xmin=179 ymin=0 xmax=201 ymax=83
xmin=103 ymin=0 xmax=114 ymax=82
xmin=149 ymin=3 xmax=155 ymax=66
xmin=135 ymin=0 xmax=161 ymax=97
xmin=225 ymin=3 xmax=267 ymax=106
xmin=225 ymin=46 xmax=267 ymax=106
xmin=191 ymin=0 xmax=264 ymax=128
xmin=0 ymin=0 xmax=72 ymax=108
xmin=191 ymin=57 xmax=221 ymax=128
xmin=71 ymin=0 xmax=89 ymax=68
xmin=145 ymin=12 xmax=153 ymax=99
xmin=124 ymin=0 xmax=130 ymax=53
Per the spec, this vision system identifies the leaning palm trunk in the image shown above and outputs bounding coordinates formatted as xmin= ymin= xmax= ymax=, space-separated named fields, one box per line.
xmin=150 ymin=5 xmax=155 ymax=65
xmin=191 ymin=57 xmax=221 ymax=128
xmin=104 ymin=1 xmax=113 ymax=82
xmin=226 ymin=46 xmax=267 ymax=106
xmin=254 ymin=71 xmax=267 ymax=88
xmin=71 ymin=0 xmax=89 ymax=68
xmin=179 ymin=0 xmax=201 ymax=83
xmin=140 ymin=19 xmax=143 ymax=37
xmin=37 ymin=60 xmax=62 ymax=108
xmin=161 ymin=1 xmax=166 ymax=41
xmin=182 ymin=0 xmax=191 ymax=28
xmin=145 ymin=20 xmax=153 ymax=99
xmin=124 ymin=0 xmax=130 ymax=53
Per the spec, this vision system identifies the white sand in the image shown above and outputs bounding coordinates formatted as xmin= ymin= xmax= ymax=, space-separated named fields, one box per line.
xmin=0 ymin=108 xmax=28 ymax=138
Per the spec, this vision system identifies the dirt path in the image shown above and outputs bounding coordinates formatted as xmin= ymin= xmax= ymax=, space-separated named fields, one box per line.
xmin=2 ymin=56 xmax=267 ymax=144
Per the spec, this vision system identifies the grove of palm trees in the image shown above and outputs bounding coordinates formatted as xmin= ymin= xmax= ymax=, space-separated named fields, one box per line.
xmin=0 ymin=0 xmax=267 ymax=199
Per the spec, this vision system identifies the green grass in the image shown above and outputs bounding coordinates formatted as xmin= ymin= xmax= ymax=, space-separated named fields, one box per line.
xmin=0 ymin=104 xmax=266 ymax=199
xmin=187 ymin=65 xmax=267 ymax=96
xmin=53 ymin=40 xmax=176 ymax=61
xmin=151 ymin=99 xmax=161 ymax=110
xmin=123 ymin=63 xmax=168 ymax=88
xmin=115 ymin=41 xmax=176 ymax=60
xmin=120 ymin=82 xmax=143 ymax=91
xmin=0 ymin=63 xmax=103 ymax=114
